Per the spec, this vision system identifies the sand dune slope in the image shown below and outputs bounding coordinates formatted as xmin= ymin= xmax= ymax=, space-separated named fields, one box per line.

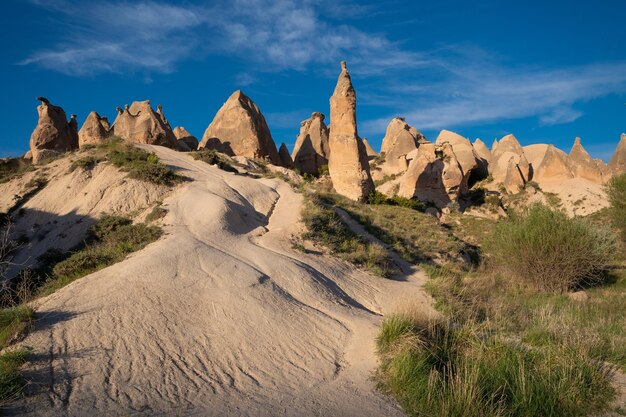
xmin=8 ymin=146 xmax=432 ymax=417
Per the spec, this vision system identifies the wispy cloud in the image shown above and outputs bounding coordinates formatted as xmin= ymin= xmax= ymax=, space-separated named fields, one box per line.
xmin=361 ymin=58 xmax=626 ymax=135
xmin=21 ymin=0 xmax=422 ymax=76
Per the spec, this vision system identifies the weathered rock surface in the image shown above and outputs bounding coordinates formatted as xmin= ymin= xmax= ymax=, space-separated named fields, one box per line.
xmin=79 ymin=111 xmax=110 ymax=147
xmin=173 ymin=126 xmax=199 ymax=151
xmin=435 ymin=130 xmax=480 ymax=182
xmin=327 ymin=62 xmax=374 ymax=201
xmin=568 ymin=137 xmax=604 ymax=184
xmin=502 ymin=155 xmax=525 ymax=194
xmin=292 ymin=112 xmax=330 ymax=175
xmin=112 ymin=100 xmax=177 ymax=148
xmin=29 ymin=97 xmax=78 ymax=163
xmin=199 ymin=90 xmax=280 ymax=164
xmin=278 ymin=143 xmax=294 ymax=168
xmin=608 ymin=133 xmax=626 ymax=176
xmin=379 ymin=117 xmax=422 ymax=175
xmin=473 ymin=138 xmax=491 ymax=177
xmin=492 ymin=134 xmax=523 ymax=163
xmin=362 ymin=138 xmax=378 ymax=160
xmin=533 ymin=145 xmax=574 ymax=183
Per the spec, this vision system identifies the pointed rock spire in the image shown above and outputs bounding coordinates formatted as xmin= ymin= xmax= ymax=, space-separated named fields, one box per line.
xmin=608 ymin=133 xmax=626 ymax=176
xmin=173 ymin=126 xmax=198 ymax=151
xmin=199 ymin=90 xmax=280 ymax=164
xmin=278 ymin=143 xmax=294 ymax=168
xmin=327 ymin=61 xmax=374 ymax=201
xmin=292 ymin=112 xmax=330 ymax=175
xmin=29 ymin=97 xmax=78 ymax=163
xmin=534 ymin=145 xmax=574 ymax=183
xmin=362 ymin=138 xmax=378 ymax=159
xmin=79 ymin=111 xmax=111 ymax=147
xmin=568 ymin=137 xmax=603 ymax=184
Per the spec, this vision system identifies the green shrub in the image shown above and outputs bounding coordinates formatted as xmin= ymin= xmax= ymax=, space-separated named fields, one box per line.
xmin=367 ymin=191 xmax=424 ymax=211
xmin=70 ymin=156 xmax=102 ymax=172
xmin=145 ymin=204 xmax=167 ymax=223
xmin=489 ymin=204 xmax=617 ymax=292
xmin=191 ymin=150 xmax=238 ymax=173
xmin=606 ymin=173 xmax=626 ymax=241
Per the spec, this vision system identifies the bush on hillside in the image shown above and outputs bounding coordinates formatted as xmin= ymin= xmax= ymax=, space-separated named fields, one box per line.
xmin=489 ymin=204 xmax=617 ymax=292
xmin=606 ymin=173 xmax=626 ymax=241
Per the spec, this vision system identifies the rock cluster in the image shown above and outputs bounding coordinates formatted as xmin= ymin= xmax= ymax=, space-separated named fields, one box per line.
xmin=112 ymin=100 xmax=177 ymax=148
xmin=292 ymin=112 xmax=330 ymax=175
xmin=200 ymin=90 xmax=280 ymax=164
xmin=29 ymin=97 xmax=79 ymax=163
xmin=378 ymin=117 xmax=425 ymax=175
xmin=327 ymin=62 xmax=374 ymax=201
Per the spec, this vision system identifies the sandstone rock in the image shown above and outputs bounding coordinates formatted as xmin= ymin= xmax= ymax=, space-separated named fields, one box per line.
xmin=518 ymin=154 xmax=531 ymax=182
xmin=473 ymin=138 xmax=491 ymax=178
xmin=327 ymin=61 xmax=374 ymax=201
xmin=379 ymin=117 xmax=422 ymax=175
xmin=291 ymin=112 xmax=330 ymax=175
xmin=173 ymin=126 xmax=199 ymax=151
xmin=29 ymin=97 xmax=78 ymax=163
xmin=23 ymin=150 xmax=32 ymax=161
xmin=523 ymin=144 xmax=550 ymax=171
xmin=502 ymin=155 xmax=525 ymax=194
xmin=568 ymin=137 xmax=603 ymax=184
xmin=533 ymin=145 xmax=574 ymax=184
xmin=398 ymin=143 xmax=465 ymax=208
xmin=492 ymin=134 xmax=523 ymax=162
xmin=492 ymin=138 xmax=499 ymax=151
xmin=199 ymin=90 xmax=280 ymax=164
xmin=608 ymin=133 xmax=626 ymax=176
xmin=362 ymin=138 xmax=378 ymax=160
xmin=435 ymin=130 xmax=479 ymax=182
xmin=278 ymin=143 xmax=294 ymax=168
xmin=112 ymin=100 xmax=177 ymax=148
xmin=79 ymin=111 xmax=110 ymax=147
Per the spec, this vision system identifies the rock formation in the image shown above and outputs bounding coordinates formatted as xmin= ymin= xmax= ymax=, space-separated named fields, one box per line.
xmin=291 ymin=112 xmax=330 ymax=175
xmin=278 ymin=143 xmax=294 ymax=168
xmin=435 ymin=130 xmax=480 ymax=183
xmin=473 ymin=138 xmax=491 ymax=177
xmin=501 ymin=155 xmax=525 ymax=194
xmin=29 ymin=97 xmax=78 ymax=163
xmin=327 ymin=62 xmax=374 ymax=201
xmin=199 ymin=90 xmax=280 ymax=164
xmin=362 ymin=138 xmax=378 ymax=160
xmin=568 ymin=137 xmax=604 ymax=184
xmin=608 ymin=133 xmax=626 ymax=176
xmin=533 ymin=145 xmax=574 ymax=183
xmin=173 ymin=127 xmax=199 ymax=151
xmin=490 ymin=134 xmax=527 ymax=188
xmin=398 ymin=142 xmax=465 ymax=208
xmin=379 ymin=117 xmax=423 ymax=175
xmin=112 ymin=100 xmax=177 ymax=148
xmin=79 ymin=111 xmax=110 ymax=147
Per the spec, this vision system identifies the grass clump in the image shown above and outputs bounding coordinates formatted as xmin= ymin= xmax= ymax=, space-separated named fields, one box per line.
xmin=38 ymin=215 xmax=162 ymax=295
xmin=145 ymin=203 xmax=167 ymax=223
xmin=377 ymin=313 xmax=615 ymax=417
xmin=606 ymin=173 xmax=626 ymax=241
xmin=0 ymin=349 xmax=30 ymax=403
xmin=191 ymin=149 xmax=239 ymax=173
xmin=70 ymin=155 xmax=103 ymax=172
xmin=0 ymin=159 xmax=34 ymax=184
xmin=489 ymin=204 xmax=617 ymax=292
xmin=301 ymin=195 xmax=396 ymax=277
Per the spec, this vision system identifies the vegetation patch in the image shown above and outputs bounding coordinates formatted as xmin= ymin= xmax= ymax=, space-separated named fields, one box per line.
xmin=38 ymin=215 xmax=162 ymax=295
xmin=190 ymin=149 xmax=239 ymax=173
xmin=607 ymin=172 xmax=626 ymax=241
xmin=0 ymin=349 xmax=30 ymax=404
xmin=0 ymin=159 xmax=34 ymax=184
xmin=301 ymin=194 xmax=396 ymax=277
xmin=70 ymin=155 xmax=103 ymax=172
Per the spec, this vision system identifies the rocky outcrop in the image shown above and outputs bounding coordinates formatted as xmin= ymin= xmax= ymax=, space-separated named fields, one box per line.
xmin=435 ymin=130 xmax=480 ymax=183
xmin=501 ymin=155 xmax=525 ymax=194
xmin=533 ymin=145 xmax=574 ymax=183
xmin=112 ymin=100 xmax=177 ymax=148
xmin=79 ymin=111 xmax=110 ymax=147
xmin=29 ymin=97 xmax=79 ymax=163
xmin=490 ymin=134 xmax=527 ymax=188
xmin=398 ymin=142 xmax=466 ymax=208
xmin=173 ymin=127 xmax=198 ymax=151
xmin=291 ymin=112 xmax=330 ymax=175
xmin=199 ymin=90 xmax=280 ymax=164
xmin=379 ymin=117 xmax=423 ymax=175
xmin=492 ymin=134 xmax=523 ymax=162
xmin=362 ymin=138 xmax=378 ymax=160
xmin=608 ymin=133 xmax=626 ymax=176
xmin=473 ymin=138 xmax=491 ymax=177
xmin=568 ymin=137 xmax=604 ymax=184
xmin=327 ymin=62 xmax=374 ymax=201
xmin=278 ymin=143 xmax=294 ymax=168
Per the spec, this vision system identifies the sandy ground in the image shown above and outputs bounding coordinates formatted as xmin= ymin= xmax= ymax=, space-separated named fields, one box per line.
xmin=6 ymin=146 xmax=434 ymax=417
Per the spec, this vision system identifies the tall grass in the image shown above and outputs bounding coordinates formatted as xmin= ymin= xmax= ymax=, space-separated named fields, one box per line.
xmin=489 ymin=204 xmax=617 ymax=292
xmin=606 ymin=173 xmax=626 ymax=241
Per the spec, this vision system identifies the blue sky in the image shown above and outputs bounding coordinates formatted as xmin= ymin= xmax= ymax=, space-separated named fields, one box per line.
xmin=1 ymin=0 xmax=625 ymax=160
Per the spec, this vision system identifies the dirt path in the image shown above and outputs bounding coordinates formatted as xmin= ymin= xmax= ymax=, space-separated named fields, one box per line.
xmin=6 ymin=146 xmax=434 ymax=416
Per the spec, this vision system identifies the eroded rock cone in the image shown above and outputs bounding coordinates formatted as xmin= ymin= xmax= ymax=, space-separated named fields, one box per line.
xmin=327 ymin=61 xmax=374 ymax=201
xmin=608 ymin=133 xmax=626 ymax=176
xmin=379 ymin=117 xmax=424 ymax=175
xmin=533 ymin=145 xmax=574 ymax=184
xmin=568 ymin=137 xmax=604 ymax=184
xmin=112 ymin=100 xmax=177 ymax=148
xmin=278 ymin=143 xmax=294 ymax=168
xmin=473 ymin=138 xmax=491 ymax=177
xmin=199 ymin=90 xmax=280 ymax=164
xmin=502 ymin=155 xmax=525 ymax=194
xmin=435 ymin=130 xmax=480 ymax=182
xmin=490 ymin=134 xmax=526 ymax=187
xmin=79 ymin=111 xmax=111 ymax=147
xmin=362 ymin=138 xmax=378 ymax=160
xmin=29 ymin=97 xmax=78 ymax=163
xmin=292 ymin=112 xmax=330 ymax=175
xmin=173 ymin=126 xmax=199 ymax=151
